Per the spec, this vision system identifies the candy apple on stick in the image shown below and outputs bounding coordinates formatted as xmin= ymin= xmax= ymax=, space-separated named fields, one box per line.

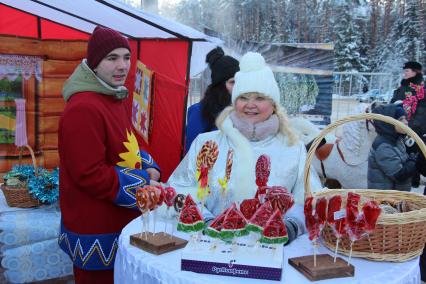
xmin=327 ymin=195 xmax=346 ymax=262
xmin=162 ymin=186 xmax=177 ymax=236
xmin=345 ymin=192 xmax=364 ymax=265
xmin=304 ymin=196 xmax=321 ymax=266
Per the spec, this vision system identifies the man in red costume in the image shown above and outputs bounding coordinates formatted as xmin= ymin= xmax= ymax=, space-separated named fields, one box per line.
xmin=58 ymin=26 xmax=160 ymax=284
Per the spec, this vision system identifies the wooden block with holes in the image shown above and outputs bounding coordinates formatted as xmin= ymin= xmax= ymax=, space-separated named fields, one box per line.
xmin=130 ymin=232 xmax=187 ymax=255
xmin=288 ymin=254 xmax=354 ymax=281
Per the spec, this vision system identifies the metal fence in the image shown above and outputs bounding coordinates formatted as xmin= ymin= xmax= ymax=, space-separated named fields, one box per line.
xmin=333 ymin=71 xmax=399 ymax=97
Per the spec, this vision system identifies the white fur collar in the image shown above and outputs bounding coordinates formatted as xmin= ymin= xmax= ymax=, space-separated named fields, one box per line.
xmin=219 ymin=116 xmax=257 ymax=202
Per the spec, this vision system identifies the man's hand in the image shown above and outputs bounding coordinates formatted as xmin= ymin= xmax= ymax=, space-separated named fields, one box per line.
xmin=149 ymin=180 xmax=161 ymax=187
xmin=146 ymin=168 xmax=161 ymax=181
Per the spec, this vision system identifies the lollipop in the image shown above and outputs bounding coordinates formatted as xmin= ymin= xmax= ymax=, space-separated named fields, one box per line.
xmin=255 ymin=155 xmax=271 ymax=203
xmin=327 ymin=195 xmax=346 ymax=238
xmin=135 ymin=187 xmax=159 ymax=238
xmin=196 ymin=140 xmax=219 ymax=203
xmin=346 ymin=192 xmax=361 ymax=229
xmin=265 ymin=186 xmax=294 ymax=215
xmin=256 ymin=155 xmax=271 ymax=187
xmin=315 ymin=197 xmax=328 ymax=231
xmin=259 ymin=209 xmax=288 ymax=245
xmin=362 ymin=200 xmax=381 ymax=234
xmin=246 ymin=201 xmax=274 ymax=233
xmin=345 ymin=192 xmax=364 ymax=266
xmin=136 ymin=187 xmax=149 ymax=213
xmin=204 ymin=207 xmax=231 ymax=239
xmin=177 ymin=195 xmax=205 ymax=233
xmin=162 ymin=186 xmax=177 ymax=236
xmin=240 ymin=198 xmax=261 ymax=220
xmin=304 ymin=196 xmax=320 ymax=267
xmin=136 ymin=188 xmax=149 ymax=238
xmin=218 ymin=149 xmax=234 ymax=194
xmin=174 ymin=194 xmax=185 ymax=213
xmin=327 ymin=195 xmax=346 ymax=262
xmin=304 ymin=197 xmax=320 ymax=241
xmin=144 ymin=185 xmax=164 ymax=234
xmin=164 ymin=186 xmax=177 ymax=207
xmin=220 ymin=203 xmax=249 ymax=240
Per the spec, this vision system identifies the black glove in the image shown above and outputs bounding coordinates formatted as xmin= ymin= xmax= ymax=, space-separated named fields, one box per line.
xmin=393 ymin=158 xmax=417 ymax=182
xmin=416 ymin=154 xmax=426 ymax=176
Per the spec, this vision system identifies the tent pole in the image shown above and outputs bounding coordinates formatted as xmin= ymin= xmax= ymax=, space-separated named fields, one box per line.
xmin=180 ymin=40 xmax=193 ymax=159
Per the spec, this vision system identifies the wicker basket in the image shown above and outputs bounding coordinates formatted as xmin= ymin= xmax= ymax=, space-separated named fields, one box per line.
xmin=304 ymin=113 xmax=426 ymax=262
xmin=1 ymin=145 xmax=41 ymax=208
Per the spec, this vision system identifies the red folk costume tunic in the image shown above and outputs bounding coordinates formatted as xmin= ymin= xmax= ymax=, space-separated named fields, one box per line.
xmin=58 ymin=61 xmax=159 ymax=271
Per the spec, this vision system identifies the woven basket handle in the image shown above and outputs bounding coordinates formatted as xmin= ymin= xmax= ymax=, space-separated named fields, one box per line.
xmin=18 ymin=144 xmax=37 ymax=176
xmin=303 ymin=113 xmax=426 ymax=198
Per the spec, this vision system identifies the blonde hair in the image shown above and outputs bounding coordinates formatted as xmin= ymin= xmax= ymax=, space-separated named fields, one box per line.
xmin=275 ymin=104 xmax=298 ymax=145
xmin=215 ymin=94 xmax=298 ymax=146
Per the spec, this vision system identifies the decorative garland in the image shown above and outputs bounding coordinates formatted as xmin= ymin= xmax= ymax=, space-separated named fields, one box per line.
xmin=3 ymin=165 xmax=59 ymax=203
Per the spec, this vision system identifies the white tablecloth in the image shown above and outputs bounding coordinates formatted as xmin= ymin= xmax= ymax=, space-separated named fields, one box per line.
xmin=115 ymin=217 xmax=421 ymax=284
xmin=0 ymin=190 xmax=73 ymax=283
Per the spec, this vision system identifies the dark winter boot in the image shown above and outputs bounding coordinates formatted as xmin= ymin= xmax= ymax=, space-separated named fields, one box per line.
xmin=412 ymin=172 xmax=420 ymax=188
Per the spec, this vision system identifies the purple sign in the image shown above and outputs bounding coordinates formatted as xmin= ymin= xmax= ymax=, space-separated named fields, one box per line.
xmin=181 ymin=259 xmax=282 ymax=281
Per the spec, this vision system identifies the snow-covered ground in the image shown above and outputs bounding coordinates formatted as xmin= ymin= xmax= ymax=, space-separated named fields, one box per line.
xmin=411 ymin=185 xmax=425 ymax=195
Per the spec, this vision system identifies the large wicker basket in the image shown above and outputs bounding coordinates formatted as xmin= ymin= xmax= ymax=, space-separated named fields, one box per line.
xmin=304 ymin=113 xmax=426 ymax=262
xmin=1 ymin=145 xmax=41 ymax=208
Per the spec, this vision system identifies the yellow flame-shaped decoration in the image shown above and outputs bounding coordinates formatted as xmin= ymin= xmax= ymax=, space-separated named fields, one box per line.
xmin=117 ymin=130 xmax=142 ymax=169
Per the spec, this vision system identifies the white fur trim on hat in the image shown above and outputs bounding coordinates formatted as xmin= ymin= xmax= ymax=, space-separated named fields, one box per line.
xmin=232 ymin=52 xmax=280 ymax=105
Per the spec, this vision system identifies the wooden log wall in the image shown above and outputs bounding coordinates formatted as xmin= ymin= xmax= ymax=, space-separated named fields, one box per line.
xmin=0 ymin=36 xmax=86 ymax=173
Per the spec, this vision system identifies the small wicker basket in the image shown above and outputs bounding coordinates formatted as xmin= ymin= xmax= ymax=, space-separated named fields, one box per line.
xmin=1 ymin=145 xmax=41 ymax=208
xmin=304 ymin=113 xmax=426 ymax=262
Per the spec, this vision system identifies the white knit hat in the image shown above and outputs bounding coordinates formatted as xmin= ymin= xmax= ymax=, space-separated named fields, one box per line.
xmin=232 ymin=52 xmax=280 ymax=105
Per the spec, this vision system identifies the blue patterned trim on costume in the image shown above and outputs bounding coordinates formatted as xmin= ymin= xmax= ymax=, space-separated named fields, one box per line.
xmin=140 ymin=150 xmax=160 ymax=172
xmin=114 ymin=166 xmax=149 ymax=209
xmin=58 ymin=222 xmax=119 ymax=270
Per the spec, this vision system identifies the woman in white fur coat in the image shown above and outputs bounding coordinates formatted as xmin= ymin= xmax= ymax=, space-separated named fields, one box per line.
xmin=167 ymin=52 xmax=322 ymax=243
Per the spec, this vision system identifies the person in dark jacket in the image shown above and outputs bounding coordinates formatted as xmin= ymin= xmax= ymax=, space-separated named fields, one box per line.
xmin=368 ymin=104 xmax=417 ymax=191
xmin=391 ymin=61 xmax=425 ymax=136
xmin=185 ymin=47 xmax=239 ymax=152
xmin=391 ymin=61 xmax=425 ymax=187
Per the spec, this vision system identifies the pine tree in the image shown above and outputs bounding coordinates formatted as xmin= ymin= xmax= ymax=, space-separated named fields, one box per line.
xmin=276 ymin=73 xmax=319 ymax=114
xmin=374 ymin=16 xmax=406 ymax=74
xmin=402 ymin=0 xmax=425 ymax=63
xmin=334 ymin=2 xmax=368 ymax=72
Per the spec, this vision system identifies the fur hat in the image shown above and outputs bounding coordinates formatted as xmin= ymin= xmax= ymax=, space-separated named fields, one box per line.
xmin=403 ymin=61 xmax=422 ymax=71
xmin=206 ymin=47 xmax=239 ymax=86
xmin=232 ymin=52 xmax=280 ymax=105
xmin=394 ymin=105 xmax=407 ymax=120
xmin=87 ymin=26 xmax=131 ymax=70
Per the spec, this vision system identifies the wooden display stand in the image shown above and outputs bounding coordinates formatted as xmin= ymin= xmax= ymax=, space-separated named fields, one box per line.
xmin=288 ymin=254 xmax=354 ymax=281
xmin=130 ymin=232 xmax=187 ymax=255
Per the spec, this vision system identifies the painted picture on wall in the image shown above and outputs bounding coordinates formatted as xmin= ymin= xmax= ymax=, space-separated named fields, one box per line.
xmin=132 ymin=61 xmax=154 ymax=143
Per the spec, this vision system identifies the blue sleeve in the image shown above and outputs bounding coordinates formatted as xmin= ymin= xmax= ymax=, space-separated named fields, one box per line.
xmin=140 ymin=150 xmax=160 ymax=172
xmin=185 ymin=103 xmax=207 ymax=153
xmin=114 ymin=166 xmax=150 ymax=209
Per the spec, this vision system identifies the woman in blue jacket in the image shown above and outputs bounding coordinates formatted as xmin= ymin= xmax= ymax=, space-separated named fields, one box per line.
xmin=185 ymin=47 xmax=239 ymax=152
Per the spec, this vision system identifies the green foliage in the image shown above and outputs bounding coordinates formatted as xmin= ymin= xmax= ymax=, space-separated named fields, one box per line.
xmin=276 ymin=73 xmax=319 ymax=114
